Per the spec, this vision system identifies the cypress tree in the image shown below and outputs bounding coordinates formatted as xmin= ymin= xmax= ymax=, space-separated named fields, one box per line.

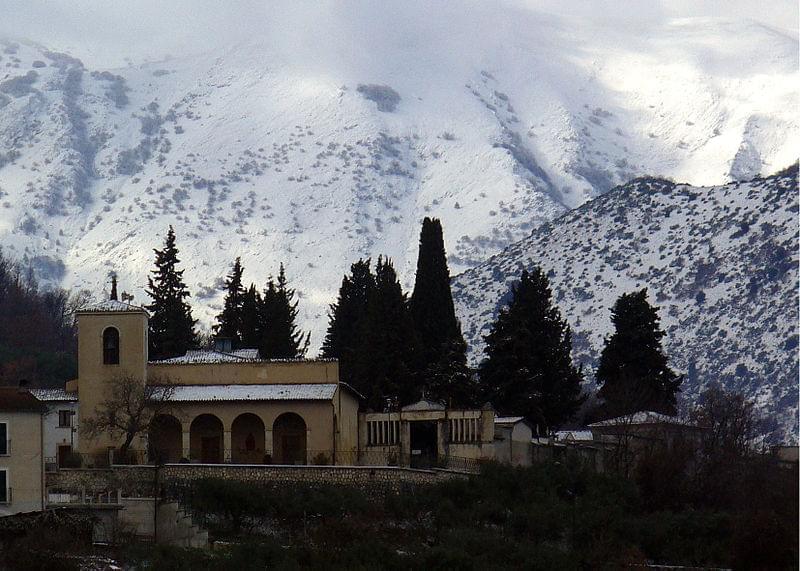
xmin=478 ymin=268 xmax=585 ymax=433
xmin=321 ymin=258 xmax=374 ymax=382
xmin=596 ymin=289 xmax=682 ymax=417
xmin=240 ymin=284 xmax=261 ymax=349
xmin=410 ymin=218 xmax=463 ymax=365
xmin=145 ymin=226 xmax=197 ymax=359
xmin=213 ymin=257 xmax=245 ymax=346
xmin=351 ymin=257 xmax=419 ymax=410
xmin=258 ymin=264 xmax=309 ymax=359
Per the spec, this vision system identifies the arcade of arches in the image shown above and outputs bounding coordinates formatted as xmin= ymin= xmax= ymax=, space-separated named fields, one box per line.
xmin=148 ymin=410 xmax=309 ymax=465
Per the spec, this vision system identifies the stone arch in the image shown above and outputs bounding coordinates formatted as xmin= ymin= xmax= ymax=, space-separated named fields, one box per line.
xmin=102 ymin=326 xmax=120 ymax=364
xmin=190 ymin=414 xmax=224 ymax=463
xmin=231 ymin=413 xmax=265 ymax=464
xmin=149 ymin=414 xmax=183 ymax=464
xmin=272 ymin=412 xmax=307 ymax=465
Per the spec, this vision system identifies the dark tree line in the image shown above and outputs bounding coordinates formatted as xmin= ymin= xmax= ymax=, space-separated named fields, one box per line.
xmin=213 ymin=259 xmax=309 ymax=359
xmin=141 ymin=228 xmax=309 ymax=360
xmin=0 ymin=250 xmax=84 ymax=387
xmin=322 ymin=218 xmax=473 ymax=410
xmin=323 ymin=216 xmax=681 ymax=431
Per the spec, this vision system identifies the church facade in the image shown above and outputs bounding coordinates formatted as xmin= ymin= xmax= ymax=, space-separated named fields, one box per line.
xmin=68 ymin=300 xmax=531 ymax=469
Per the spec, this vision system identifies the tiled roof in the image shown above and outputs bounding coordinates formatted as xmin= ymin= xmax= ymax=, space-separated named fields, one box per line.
xmin=153 ymin=383 xmax=339 ymax=402
xmin=555 ymin=430 xmax=594 ymax=442
xmin=0 ymin=388 xmax=47 ymax=412
xmin=401 ymin=399 xmax=445 ymax=412
xmin=494 ymin=416 xmax=525 ymax=424
xmin=588 ymin=411 xmax=693 ymax=427
xmin=152 ymin=349 xmax=257 ymax=364
xmin=28 ymin=388 xmax=78 ymax=402
xmin=149 ymin=349 xmax=337 ymax=365
xmin=75 ymin=300 xmax=147 ymax=314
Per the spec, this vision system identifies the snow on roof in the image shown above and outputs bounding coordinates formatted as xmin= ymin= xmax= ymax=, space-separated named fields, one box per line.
xmin=555 ymin=430 xmax=594 ymax=442
xmin=401 ymin=399 xmax=445 ymax=412
xmin=230 ymin=348 xmax=259 ymax=359
xmin=75 ymin=300 xmax=147 ymax=314
xmin=149 ymin=349 xmax=337 ymax=365
xmin=28 ymin=388 xmax=77 ymax=402
xmin=155 ymin=383 xmax=339 ymax=402
xmin=494 ymin=416 xmax=525 ymax=424
xmin=588 ymin=411 xmax=693 ymax=427
xmin=152 ymin=349 xmax=257 ymax=364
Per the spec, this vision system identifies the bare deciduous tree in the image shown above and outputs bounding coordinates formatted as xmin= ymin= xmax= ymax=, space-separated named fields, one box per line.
xmin=80 ymin=373 xmax=175 ymax=461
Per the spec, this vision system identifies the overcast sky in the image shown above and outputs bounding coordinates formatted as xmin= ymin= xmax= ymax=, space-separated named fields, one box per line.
xmin=1 ymin=0 xmax=796 ymax=69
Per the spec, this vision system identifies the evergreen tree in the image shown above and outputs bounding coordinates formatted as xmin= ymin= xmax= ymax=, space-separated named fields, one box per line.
xmin=596 ymin=289 xmax=682 ymax=417
xmin=258 ymin=264 xmax=310 ymax=359
xmin=213 ymin=257 xmax=245 ymax=346
xmin=110 ymin=273 xmax=118 ymax=301
xmin=478 ymin=268 xmax=585 ymax=433
xmin=425 ymin=338 xmax=476 ymax=407
xmin=351 ymin=257 xmax=419 ymax=410
xmin=240 ymin=284 xmax=261 ymax=349
xmin=321 ymin=259 xmax=374 ymax=382
xmin=145 ymin=226 xmax=197 ymax=359
xmin=410 ymin=217 xmax=464 ymax=367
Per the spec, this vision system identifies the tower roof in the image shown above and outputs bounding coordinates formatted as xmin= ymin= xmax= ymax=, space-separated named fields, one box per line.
xmin=74 ymin=300 xmax=148 ymax=315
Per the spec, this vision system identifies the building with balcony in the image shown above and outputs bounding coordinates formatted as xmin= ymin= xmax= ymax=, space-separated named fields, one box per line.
xmin=0 ymin=388 xmax=45 ymax=515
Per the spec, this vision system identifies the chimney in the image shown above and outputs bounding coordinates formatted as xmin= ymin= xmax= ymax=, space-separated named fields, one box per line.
xmin=110 ymin=274 xmax=118 ymax=301
xmin=213 ymin=337 xmax=233 ymax=353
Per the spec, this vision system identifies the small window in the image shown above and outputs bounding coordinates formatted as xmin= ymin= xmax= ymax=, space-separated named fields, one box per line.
xmin=58 ymin=410 xmax=72 ymax=428
xmin=0 ymin=469 xmax=7 ymax=503
xmin=103 ymin=327 xmax=120 ymax=365
xmin=0 ymin=423 xmax=7 ymax=455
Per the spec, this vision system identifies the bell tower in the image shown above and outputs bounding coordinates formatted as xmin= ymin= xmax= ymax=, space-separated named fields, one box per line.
xmin=75 ymin=299 xmax=149 ymax=455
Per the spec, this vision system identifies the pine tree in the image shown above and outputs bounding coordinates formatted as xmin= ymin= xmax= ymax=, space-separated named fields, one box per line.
xmin=214 ymin=257 xmax=245 ymax=346
xmin=596 ymin=289 xmax=682 ymax=417
xmin=478 ymin=268 xmax=585 ymax=433
xmin=321 ymin=259 xmax=374 ymax=382
xmin=351 ymin=257 xmax=419 ymax=409
xmin=240 ymin=284 xmax=261 ymax=349
xmin=258 ymin=264 xmax=309 ymax=359
xmin=145 ymin=226 xmax=197 ymax=359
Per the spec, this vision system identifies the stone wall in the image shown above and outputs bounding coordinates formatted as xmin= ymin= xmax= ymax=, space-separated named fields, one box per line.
xmin=47 ymin=464 xmax=466 ymax=500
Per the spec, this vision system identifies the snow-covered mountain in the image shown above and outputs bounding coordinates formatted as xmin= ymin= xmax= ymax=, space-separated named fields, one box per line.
xmin=0 ymin=4 xmax=797 ymax=354
xmin=452 ymin=166 xmax=798 ymax=441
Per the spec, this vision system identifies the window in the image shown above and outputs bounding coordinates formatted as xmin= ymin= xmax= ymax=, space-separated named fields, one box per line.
xmin=0 ymin=422 xmax=7 ymax=455
xmin=103 ymin=327 xmax=120 ymax=365
xmin=449 ymin=418 xmax=479 ymax=443
xmin=367 ymin=420 xmax=400 ymax=446
xmin=58 ymin=410 xmax=72 ymax=428
xmin=0 ymin=469 xmax=7 ymax=503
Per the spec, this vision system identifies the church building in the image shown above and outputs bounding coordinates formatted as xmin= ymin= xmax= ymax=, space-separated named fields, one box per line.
xmin=67 ymin=300 xmax=532 ymax=468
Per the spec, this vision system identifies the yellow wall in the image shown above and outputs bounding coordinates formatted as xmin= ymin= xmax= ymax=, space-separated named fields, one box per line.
xmin=0 ymin=411 xmax=43 ymax=515
xmin=76 ymin=310 xmax=148 ymax=454
xmin=148 ymin=360 xmax=338 ymax=386
xmin=334 ymin=386 xmax=360 ymax=457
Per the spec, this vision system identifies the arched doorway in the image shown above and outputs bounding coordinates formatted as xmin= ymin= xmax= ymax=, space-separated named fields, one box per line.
xmin=231 ymin=413 xmax=265 ymax=464
xmin=149 ymin=414 xmax=183 ymax=463
xmin=273 ymin=413 xmax=307 ymax=465
xmin=190 ymin=414 xmax=224 ymax=463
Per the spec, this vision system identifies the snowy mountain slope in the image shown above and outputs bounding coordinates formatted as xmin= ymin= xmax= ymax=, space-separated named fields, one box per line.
xmin=0 ymin=4 xmax=797 ymax=352
xmin=452 ymin=166 xmax=798 ymax=441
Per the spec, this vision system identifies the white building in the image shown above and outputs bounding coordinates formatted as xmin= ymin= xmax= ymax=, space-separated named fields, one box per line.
xmin=28 ymin=389 xmax=79 ymax=470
